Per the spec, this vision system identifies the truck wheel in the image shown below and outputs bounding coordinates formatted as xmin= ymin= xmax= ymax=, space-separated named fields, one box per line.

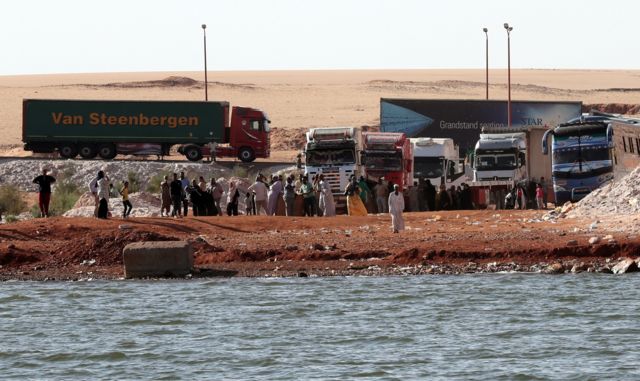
xmin=184 ymin=146 xmax=202 ymax=161
xmin=79 ymin=144 xmax=97 ymax=159
xmin=238 ymin=147 xmax=255 ymax=162
xmin=98 ymin=143 xmax=117 ymax=160
xmin=59 ymin=144 xmax=78 ymax=159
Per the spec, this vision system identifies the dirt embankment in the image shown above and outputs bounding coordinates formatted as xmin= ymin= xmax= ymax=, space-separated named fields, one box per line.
xmin=0 ymin=210 xmax=639 ymax=280
xmin=583 ymin=103 xmax=640 ymax=115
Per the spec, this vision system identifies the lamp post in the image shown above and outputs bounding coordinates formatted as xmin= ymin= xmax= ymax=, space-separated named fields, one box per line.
xmin=202 ymin=24 xmax=208 ymax=101
xmin=504 ymin=23 xmax=513 ymax=127
xmin=483 ymin=27 xmax=488 ymax=100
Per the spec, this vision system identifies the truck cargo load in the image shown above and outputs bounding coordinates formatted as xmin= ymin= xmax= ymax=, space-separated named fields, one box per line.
xmin=22 ymin=99 xmax=270 ymax=162
xmin=380 ymin=99 xmax=582 ymax=156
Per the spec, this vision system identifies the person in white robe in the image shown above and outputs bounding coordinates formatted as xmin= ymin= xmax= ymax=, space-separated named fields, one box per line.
xmin=267 ymin=175 xmax=283 ymax=216
xmin=388 ymin=184 xmax=405 ymax=233
xmin=318 ymin=174 xmax=335 ymax=217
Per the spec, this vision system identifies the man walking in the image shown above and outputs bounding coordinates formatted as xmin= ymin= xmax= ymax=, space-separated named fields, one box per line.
xmin=388 ymin=184 xmax=405 ymax=233
xmin=33 ymin=168 xmax=56 ymax=217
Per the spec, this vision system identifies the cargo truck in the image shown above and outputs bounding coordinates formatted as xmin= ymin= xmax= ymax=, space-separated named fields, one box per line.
xmin=304 ymin=127 xmax=363 ymax=211
xmin=380 ymin=98 xmax=581 ymax=156
xmin=469 ymin=131 xmax=527 ymax=209
xmin=22 ymin=99 xmax=270 ymax=162
xmin=410 ymin=137 xmax=465 ymax=186
xmin=361 ymin=132 xmax=413 ymax=191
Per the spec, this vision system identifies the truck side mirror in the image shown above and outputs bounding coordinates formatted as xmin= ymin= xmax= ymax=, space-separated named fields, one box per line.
xmin=519 ymin=152 xmax=526 ymax=167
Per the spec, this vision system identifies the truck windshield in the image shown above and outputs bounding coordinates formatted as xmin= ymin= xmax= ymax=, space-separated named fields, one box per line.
xmin=475 ymin=154 xmax=517 ymax=171
xmin=414 ymin=157 xmax=443 ymax=178
xmin=363 ymin=152 xmax=402 ymax=171
xmin=306 ymin=148 xmax=356 ymax=166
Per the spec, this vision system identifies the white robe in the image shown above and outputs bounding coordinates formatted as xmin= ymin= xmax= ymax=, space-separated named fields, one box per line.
xmin=267 ymin=180 xmax=283 ymax=216
xmin=319 ymin=180 xmax=336 ymax=217
xmin=388 ymin=191 xmax=405 ymax=231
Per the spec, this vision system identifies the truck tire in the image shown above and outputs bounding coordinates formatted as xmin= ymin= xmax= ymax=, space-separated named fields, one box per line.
xmin=79 ymin=144 xmax=97 ymax=159
xmin=59 ymin=144 xmax=78 ymax=159
xmin=238 ymin=147 xmax=255 ymax=162
xmin=98 ymin=143 xmax=117 ymax=160
xmin=184 ymin=145 xmax=203 ymax=162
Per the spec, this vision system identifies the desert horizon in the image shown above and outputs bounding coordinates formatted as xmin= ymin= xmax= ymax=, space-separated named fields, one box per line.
xmin=2 ymin=69 xmax=640 ymax=156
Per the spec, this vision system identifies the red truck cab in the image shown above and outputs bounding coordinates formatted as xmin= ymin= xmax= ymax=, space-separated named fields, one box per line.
xmin=361 ymin=132 xmax=413 ymax=191
xmin=204 ymin=105 xmax=270 ymax=162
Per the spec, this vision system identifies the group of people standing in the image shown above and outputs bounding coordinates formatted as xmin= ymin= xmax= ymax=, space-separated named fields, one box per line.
xmin=505 ymin=177 xmax=548 ymax=210
xmin=160 ymin=171 xmax=225 ymax=218
xmin=244 ymin=173 xmax=336 ymax=217
xmin=88 ymin=170 xmax=132 ymax=219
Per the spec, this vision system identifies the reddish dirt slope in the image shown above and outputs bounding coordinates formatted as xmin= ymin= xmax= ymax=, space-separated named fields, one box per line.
xmin=0 ymin=210 xmax=638 ymax=280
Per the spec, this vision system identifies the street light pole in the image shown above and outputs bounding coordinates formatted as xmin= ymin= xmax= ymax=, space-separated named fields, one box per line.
xmin=483 ymin=27 xmax=488 ymax=100
xmin=504 ymin=23 xmax=513 ymax=127
xmin=202 ymin=24 xmax=208 ymax=101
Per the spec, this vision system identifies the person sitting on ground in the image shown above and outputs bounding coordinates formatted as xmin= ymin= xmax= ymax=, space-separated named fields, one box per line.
xmin=119 ymin=180 xmax=132 ymax=218
xmin=33 ymin=168 xmax=56 ymax=218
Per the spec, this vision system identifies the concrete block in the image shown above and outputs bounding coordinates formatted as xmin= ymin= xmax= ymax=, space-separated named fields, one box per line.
xmin=123 ymin=241 xmax=193 ymax=278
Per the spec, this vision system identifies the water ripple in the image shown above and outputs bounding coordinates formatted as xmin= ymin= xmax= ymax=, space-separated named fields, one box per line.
xmin=1 ymin=275 xmax=640 ymax=379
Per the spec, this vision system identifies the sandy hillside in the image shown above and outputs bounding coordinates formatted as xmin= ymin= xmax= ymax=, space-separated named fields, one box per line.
xmin=2 ymin=69 xmax=640 ymax=156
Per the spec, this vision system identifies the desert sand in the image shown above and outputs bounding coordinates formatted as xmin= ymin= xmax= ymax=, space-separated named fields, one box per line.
xmin=2 ymin=69 xmax=640 ymax=158
xmin=2 ymin=70 xmax=640 ymax=280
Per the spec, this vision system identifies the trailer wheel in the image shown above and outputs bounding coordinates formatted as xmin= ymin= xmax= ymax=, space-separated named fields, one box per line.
xmin=59 ymin=144 xmax=78 ymax=159
xmin=79 ymin=144 xmax=97 ymax=159
xmin=98 ymin=143 xmax=117 ymax=160
xmin=238 ymin=147 xmax=255 ymax=163
xmin=184 ymin=145 xmax=202 ymax=162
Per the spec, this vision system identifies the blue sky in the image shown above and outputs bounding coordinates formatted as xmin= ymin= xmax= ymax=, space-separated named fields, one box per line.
xmin=2 ymin=0 xmax=638 ymax=75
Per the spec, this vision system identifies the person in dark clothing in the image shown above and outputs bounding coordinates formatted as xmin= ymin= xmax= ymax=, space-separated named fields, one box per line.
xmin=460 ymin=183 xmax=474 ymax=210
xmin=33 ymin=168 xmax=56 ymax=217
xmin=417 ymin=178 xmax=426 ymax=211
xmin=187 ymin=179 xmax=205 ymax=216
xmin=438 ymin=184 xmax=451 ymax=211
xmin=226 ymin=181 xmax=240 ymax=216
xmin=202 ymin=187 xmax=217 ymax=216
xmin=170 ymin=173 xmax=183 ymax=218
xmin=425 ymin=179 xmax=436 ymax=212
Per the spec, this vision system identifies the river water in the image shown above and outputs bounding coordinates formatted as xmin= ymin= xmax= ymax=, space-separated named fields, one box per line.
xmin=1 ymin=274 xmax=640 ymax=380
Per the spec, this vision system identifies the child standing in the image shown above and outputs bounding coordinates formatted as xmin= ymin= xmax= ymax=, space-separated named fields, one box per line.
xmin=535 ymin=183 xmax=545 ymax=210
xmin=120 ymin=181 xmax=133 ymax=218
xmin=245 ymin=192 xmax=253 ymax=215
